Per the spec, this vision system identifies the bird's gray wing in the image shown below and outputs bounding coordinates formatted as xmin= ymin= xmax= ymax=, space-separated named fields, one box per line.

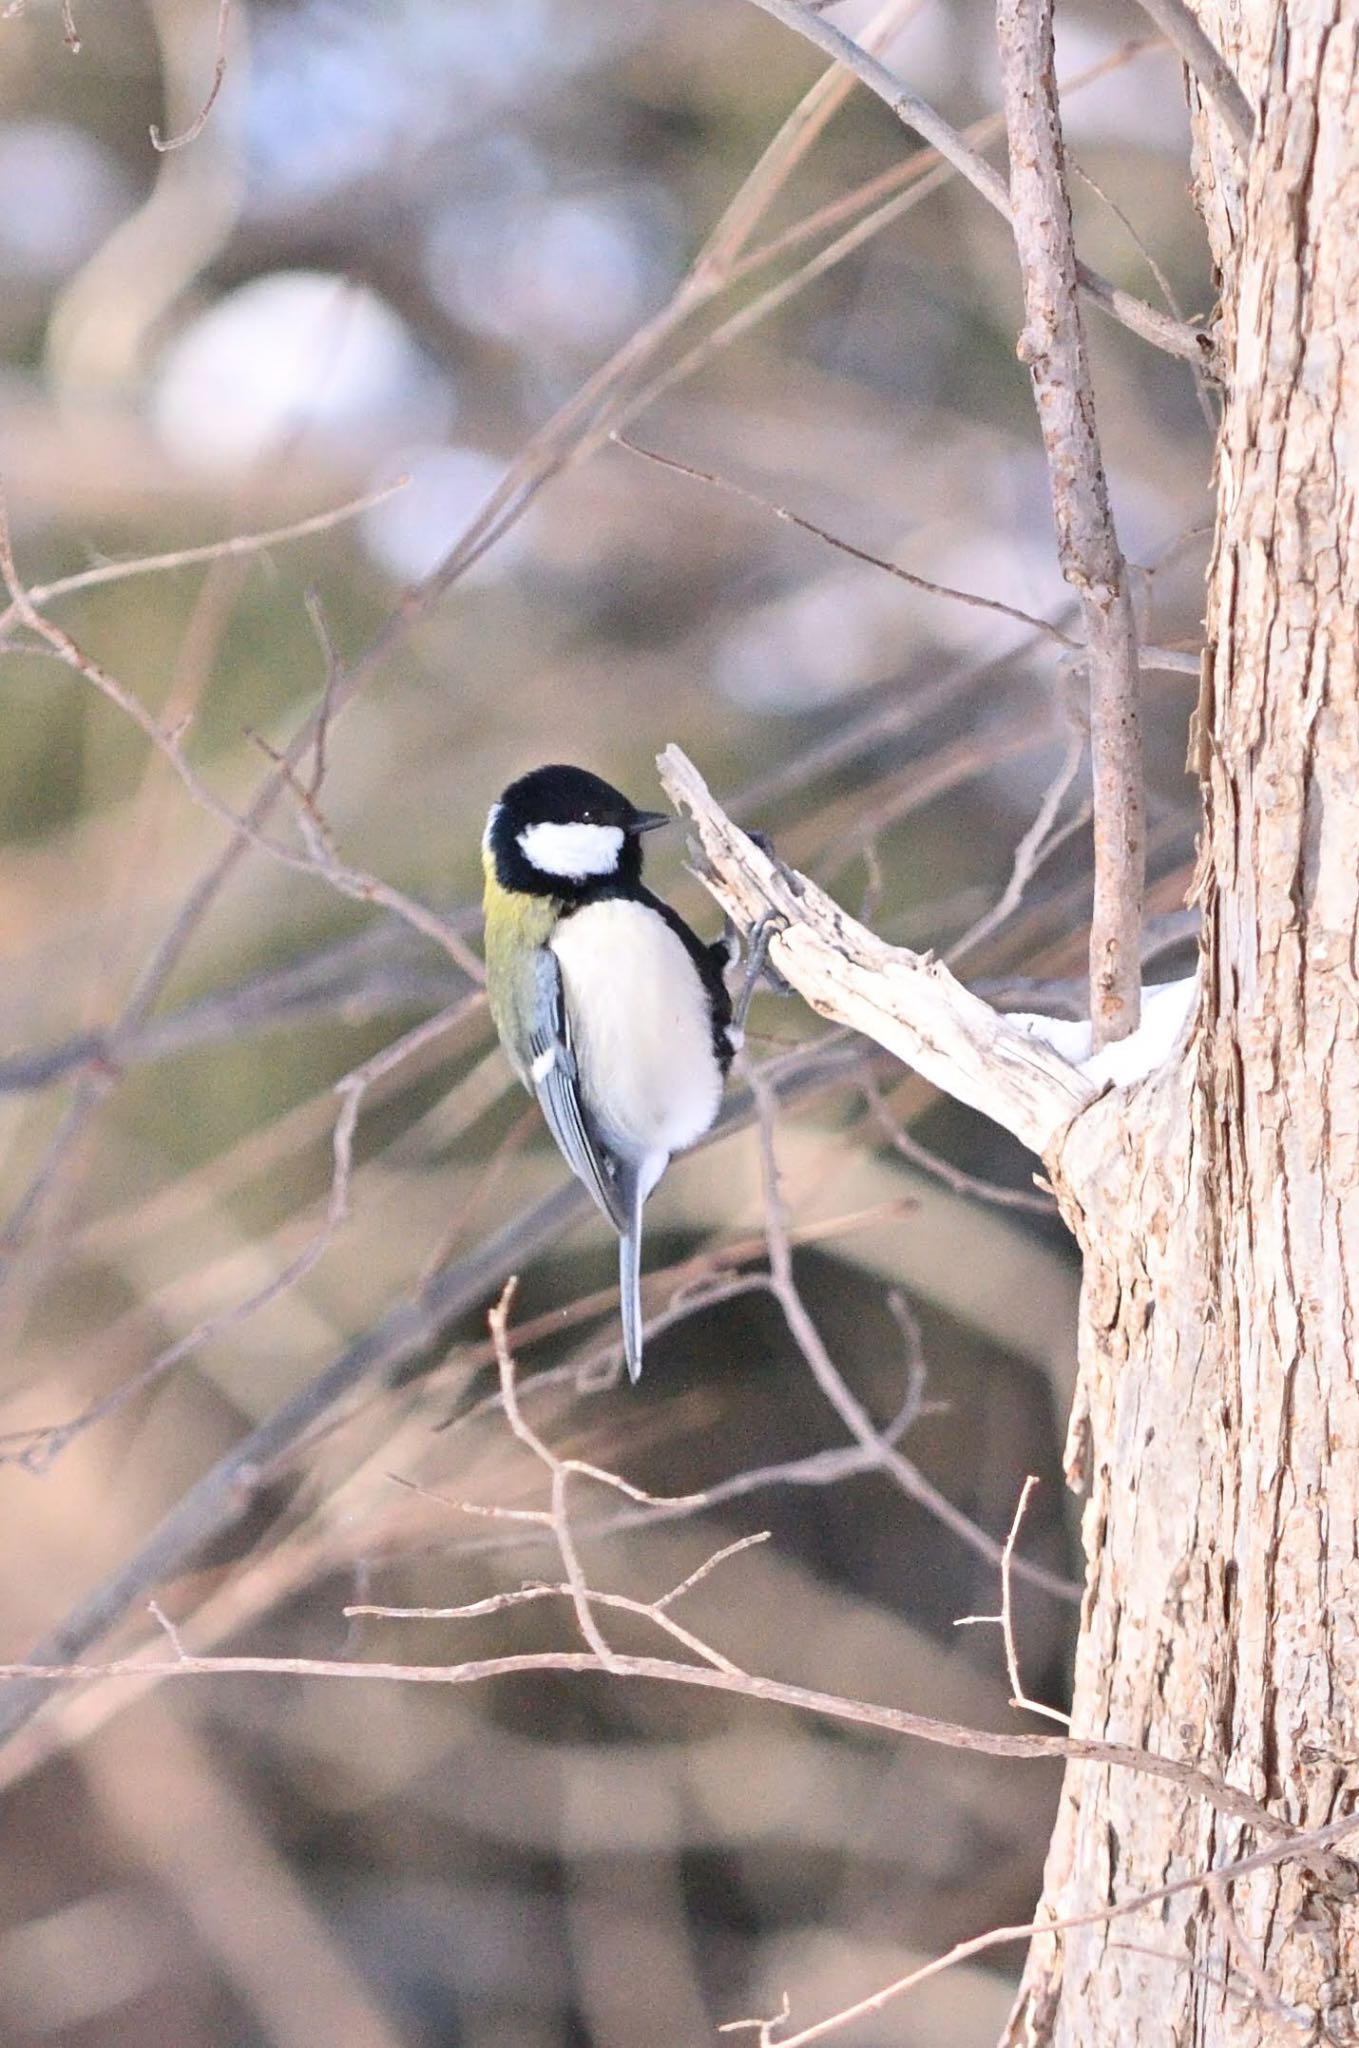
xmin=528 ymin=948 xmax=628 ymax=1232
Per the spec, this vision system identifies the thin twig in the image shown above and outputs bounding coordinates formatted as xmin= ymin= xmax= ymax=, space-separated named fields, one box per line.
xmin=150 ymin=0 xmax=232 ymax=150
xmin=945 ymin=728 xmax=1086 ymax=963
xmin=0 ymin=1646 xmax=1301 ymax=1838
xmin=860 ymin=1070 xmax=1058 ymax=1216
xmin=1205 ymin=1874 xmax=1312 ymax=2028
xmin=996 ymin=0 xmax=1145 ymax=1046
xmin=715 ymin=1812 xmax=1341 ymax=2045
xmin=955 ymin=1475 xmax=1071 ymax=1724
xmin=0 ymin=1000 xmax=477 ymax=1472
xmin=487 ymin=1280 xmax=746 ymax=1677
xmin=0 ymin=496 xmax=485 ymax=986
xmin=0 ymin=479 xmax=407 ymax=641
xmin=1068 ymin=156 xmax=1218 ymax=437
xmin=613 ymin=434 xmax=1081 ymax=650
xmin=742 ymin=0 xmax=1205 ymax=364
xmin=745 ymin=1058 xmax=1077 ymax=1601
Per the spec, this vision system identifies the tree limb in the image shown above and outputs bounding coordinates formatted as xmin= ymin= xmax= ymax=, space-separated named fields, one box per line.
xmin=659 ymin=747 xmax=1097 ymax=1157
xmin=742 ymin=0 xmax=1207 ymax=365
xmin=996 ymin=0 xmax=1146 ymax=1047
xmin=1126 ymin=0 xmax=1254 ymax=153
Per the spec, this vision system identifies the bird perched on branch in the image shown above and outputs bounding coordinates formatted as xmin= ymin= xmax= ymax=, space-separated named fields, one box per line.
xmin=482 ymin=763 xmax=741 ymax=1382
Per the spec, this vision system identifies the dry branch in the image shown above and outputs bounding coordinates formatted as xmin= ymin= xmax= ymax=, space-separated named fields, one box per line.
xmin=0 ymin=1644 xmax=1299 ymax=1838
xmin=0 ymin=1038 xmax=863 ymax=1752
xmin=659 ymin=747 xmax=1097 ymax=1157
xmin=996 ymin=0 xmax=1146 ymax=1048
xmin=743 ymin=0 xmax=1206 ymax=364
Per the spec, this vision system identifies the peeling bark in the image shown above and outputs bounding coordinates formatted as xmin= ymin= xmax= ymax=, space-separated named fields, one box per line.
xmin=1005 ymin=0 xmax=1359 ymax=2036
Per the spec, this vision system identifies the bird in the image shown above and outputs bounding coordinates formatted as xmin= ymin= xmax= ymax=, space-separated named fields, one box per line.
xmin=481 ymin=763 xmax=739 ymax=1383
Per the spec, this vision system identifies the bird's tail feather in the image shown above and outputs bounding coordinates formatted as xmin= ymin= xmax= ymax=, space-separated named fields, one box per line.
xmin=619 ymin=1213 xmax=644 ymax=1384
xmin=617 ymin=1154 xmax=664 ymax=1384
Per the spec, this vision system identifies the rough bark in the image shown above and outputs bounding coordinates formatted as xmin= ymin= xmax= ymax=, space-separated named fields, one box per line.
xmin=1004 ymin=0 xmax=1359 ymax=2038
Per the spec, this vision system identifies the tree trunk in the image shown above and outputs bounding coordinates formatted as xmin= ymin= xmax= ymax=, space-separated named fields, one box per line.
xmin=1005 ymin=0 xmax=1359 ymax=2037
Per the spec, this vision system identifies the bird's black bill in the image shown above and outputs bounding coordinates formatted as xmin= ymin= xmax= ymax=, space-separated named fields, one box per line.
xmin=633 ymin=810 xmax=670 ymax=833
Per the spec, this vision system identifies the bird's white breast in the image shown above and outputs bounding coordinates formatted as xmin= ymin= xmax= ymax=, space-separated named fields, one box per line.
xmin=549 ymin=899 xmax=722 ymax=1158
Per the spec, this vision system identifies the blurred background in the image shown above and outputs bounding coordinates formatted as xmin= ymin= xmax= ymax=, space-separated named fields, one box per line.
xmin=0 ymin=0 xmax=1213 ymax=2041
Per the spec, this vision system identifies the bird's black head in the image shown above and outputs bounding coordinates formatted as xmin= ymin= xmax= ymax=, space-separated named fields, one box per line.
xmin=484 ymin=763 xmax=669 ymax=899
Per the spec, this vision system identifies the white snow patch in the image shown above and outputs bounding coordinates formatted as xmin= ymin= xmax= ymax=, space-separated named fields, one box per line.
xmin=1009 ymin=975 xmax=1198 ymax=1087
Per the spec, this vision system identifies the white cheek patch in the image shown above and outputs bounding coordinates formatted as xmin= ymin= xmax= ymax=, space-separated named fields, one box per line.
xmin=518 ymin=819 xmax=624 ymax=879
xmin=482 ymin=802 xmax=502 ymax=855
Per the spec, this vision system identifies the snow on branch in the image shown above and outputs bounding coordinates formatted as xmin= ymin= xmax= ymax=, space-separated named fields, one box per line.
xmin=659 ymin=747 xmax=1100 ymax=1158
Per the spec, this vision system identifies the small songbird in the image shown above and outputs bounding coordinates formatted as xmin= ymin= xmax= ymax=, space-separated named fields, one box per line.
xmin=482 ymin=763 xmax=738 ymax=1382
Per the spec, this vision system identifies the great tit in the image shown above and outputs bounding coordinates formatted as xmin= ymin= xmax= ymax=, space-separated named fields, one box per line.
xmin=482 ymin=763 xmax=737 ymax=1382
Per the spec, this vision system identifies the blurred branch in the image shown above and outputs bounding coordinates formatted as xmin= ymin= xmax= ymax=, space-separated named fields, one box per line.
xmin=746 ymin=1058 xmax=1075 ymax=1598
xmin=1126 ymin=0 xmax=1254 ymax=152
xmin=0 ymin=923 xmax=466 ymax=1094
xmin=997 ymin=0 xmax=1146 ymax=1048
xmin=629 ymin=43 xmax=1162 ymax=432
xmin=661 ymin=748 xmax=1098 ymax=1156
xmin=0 ymin=486 xmax=486 ymax=984
xmin=694 ymin=0 xmax=928 ymax=277
xmin=743 ymin=0 xmax=1208 ymax=365
xmin=0 ymin=1042 xmax=860 ymax=1752
xmin=0 ymin=476 xmax=407 ymax=642
xmin=718 ymin=1815 xmax=1340 ymax=2044
xmin=0 ymin=998 xmax=479 ymax=1474
xmin=0 ymin=1175 xmax=590 ymax=1751
xmin=0 ymin=20 xmax=961 ymax=1294
xmin=0 ymin=31 xmax=1161 ymax=1295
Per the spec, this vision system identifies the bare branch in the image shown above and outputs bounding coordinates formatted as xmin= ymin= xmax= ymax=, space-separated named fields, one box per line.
xmin=0 ymin=479 xmax=407 ymax=641
xmin=0 ymin=1000 xmax=479 ymax=1473
xmin=955 ymin=1475 xmax=1071 ymax=1724
xmin=613 ymin=433 xmax=1081 ymax=650
xmin=0 ymin=1646 xmax=1301 ymax=1838
xmin=742 ymin=0 xmax=1206 ymax=364
xmin=715 ymin=1814 xmax=1340 ymax=2045
xmin=149 ymin=0 xmax=231 ymax=151
xmin=996 ymin=0 xmax=1146 ymax=1046
xmin=746 ymin=1059 xmax=1077 ymax=1600
xmin=660 ymin=747 xmax=1098 ymax=1155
